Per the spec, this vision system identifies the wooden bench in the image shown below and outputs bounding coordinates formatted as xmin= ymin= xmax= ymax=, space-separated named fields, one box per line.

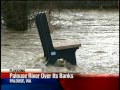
xmin=35 ymin=12 xmax=81 ymax=66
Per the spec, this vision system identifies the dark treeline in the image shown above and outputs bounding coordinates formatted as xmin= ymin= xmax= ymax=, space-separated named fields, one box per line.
xmin=42 ymin=1 xmax=118 ymax=9
xmin=1 ymin=1 xmax=118 ymax=31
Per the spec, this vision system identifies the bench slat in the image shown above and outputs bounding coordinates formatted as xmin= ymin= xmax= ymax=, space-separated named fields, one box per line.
xmin=54 ymin=40 xmax=81 ymax=50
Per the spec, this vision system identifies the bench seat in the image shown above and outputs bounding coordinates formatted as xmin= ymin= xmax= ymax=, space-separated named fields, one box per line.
xmin=54 ymin=40 xmax=81 ymax=50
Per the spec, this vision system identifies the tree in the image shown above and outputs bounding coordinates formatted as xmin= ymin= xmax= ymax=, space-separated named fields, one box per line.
xmin=2 ymin=1 xmax=28 ymax=31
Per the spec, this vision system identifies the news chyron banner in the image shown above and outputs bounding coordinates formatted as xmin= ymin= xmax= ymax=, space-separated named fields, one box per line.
xmin=1 ymin=69 xmax=72 ymax=90
xmin=1 ymin=69 xmax=119 ymax=90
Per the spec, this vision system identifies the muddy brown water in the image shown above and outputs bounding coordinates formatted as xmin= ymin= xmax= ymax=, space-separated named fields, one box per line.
xmin=1 ymin=9 xmax=119 ymax=74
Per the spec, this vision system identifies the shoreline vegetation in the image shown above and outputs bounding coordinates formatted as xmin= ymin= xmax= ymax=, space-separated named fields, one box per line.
xmin=1 ymin=1 xmax=119 ymax=31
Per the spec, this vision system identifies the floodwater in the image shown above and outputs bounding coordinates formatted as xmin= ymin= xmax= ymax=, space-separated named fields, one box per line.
xmin=1 ymin=9 xmax=119 ymax=74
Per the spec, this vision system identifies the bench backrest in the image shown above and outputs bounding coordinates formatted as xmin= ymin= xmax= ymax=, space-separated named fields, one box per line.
xmin=35 ymin=12 xmax=55 ymax=56
xmin=36 ymin=13 xmax=47 ymax=55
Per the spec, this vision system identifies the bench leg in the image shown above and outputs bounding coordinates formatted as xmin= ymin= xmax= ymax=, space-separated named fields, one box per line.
xmin=68 ymin=53 xmax=76 ymax=65
xmin=64 ymin=52 xmax=77 ymax=65
xmin=46 ymin=57 xmax=57 ymax=66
